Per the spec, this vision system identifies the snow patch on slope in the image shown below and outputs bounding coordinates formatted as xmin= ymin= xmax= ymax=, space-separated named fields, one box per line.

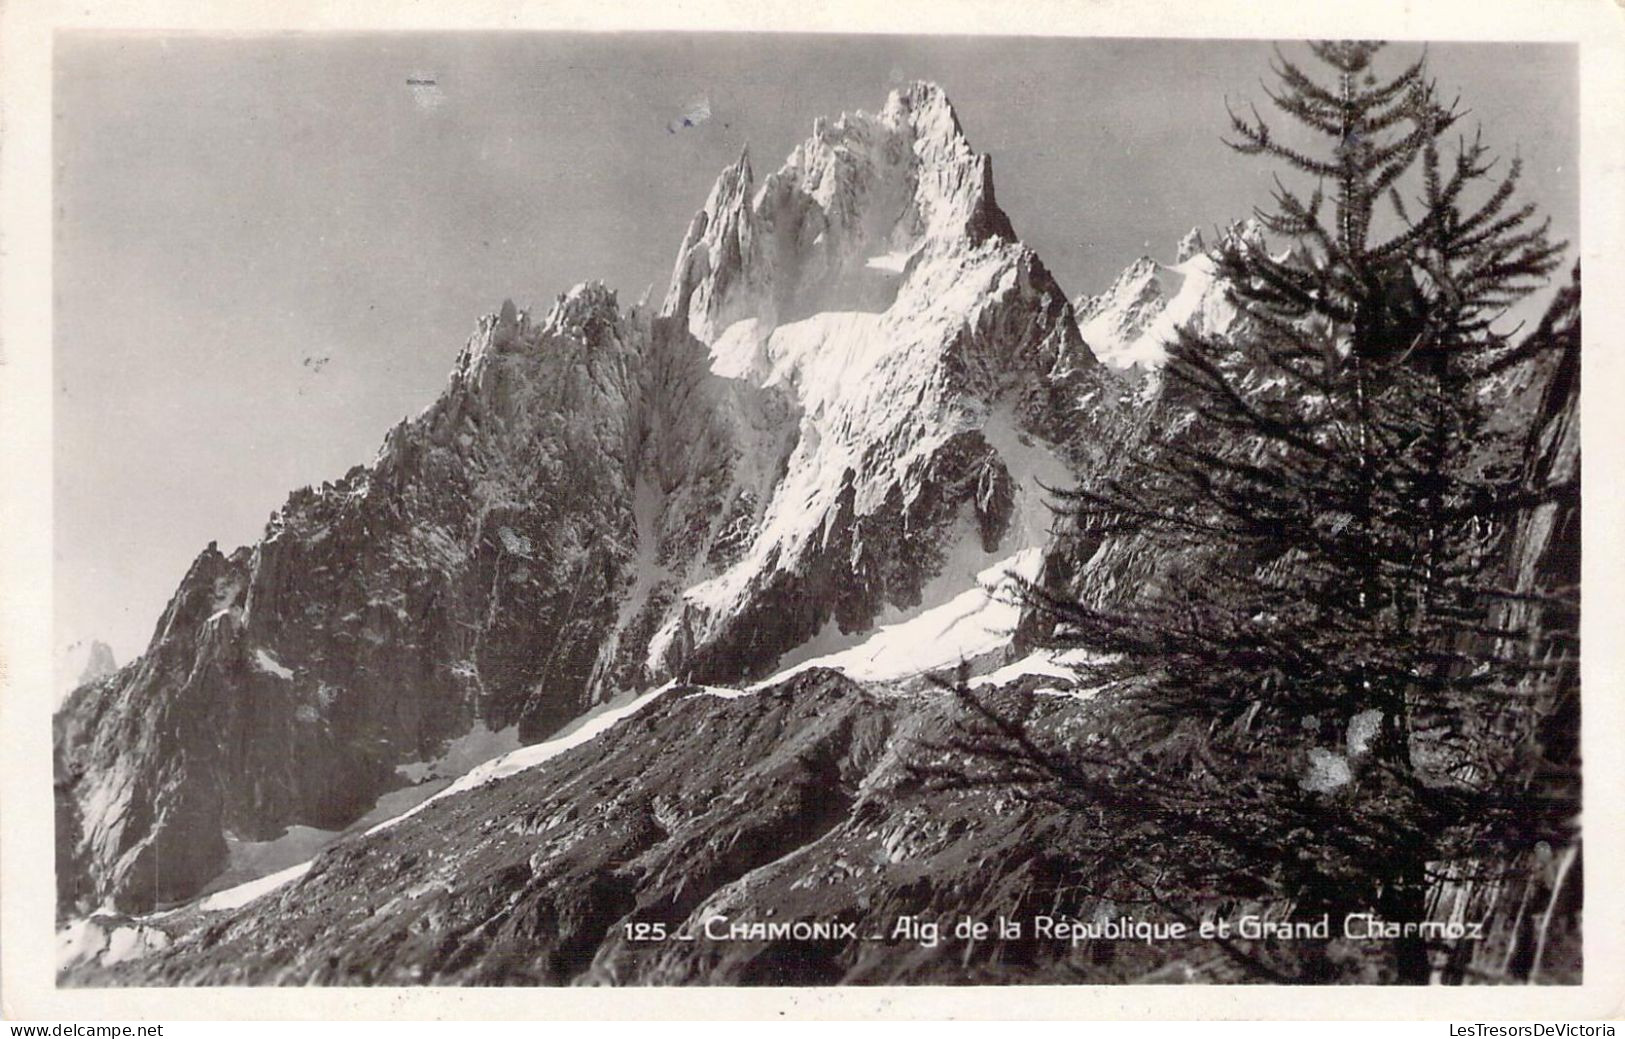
xmin=368 ymin=682 xmax=676 ymax=835
xmin=165 ymin=723 xmax=525 ymax=917
xmin=1076 ymin=252 xmax=1235 ymax=371
xmin=197 ymin=860 xmax=312 ymax=913
xmin=968 ymin=648 xmax=1096 ymax=689
xmin=395 ymin=720 xmax=522 ymax=783
xmin=762 ymin=549 xmax=1044 ymax=686
xmin=659 ymin=310 xmax=896 ymax=643
xmin=252 ymin=648 xmax=293 ymax=680
xmin=57 ymin=917 xmax=172 ymax=971
xmin=616 ymin=477 xmax=668 ymax=632
xmin=169 ymin=685 xmax=680 ymax=918
xmin=979 ymin=406 xmax=1071 ymax=551
xmin=865 ymin=249 xmax=913 ymax=274
xmin=218 ymin=824 xmax=337 ymax=887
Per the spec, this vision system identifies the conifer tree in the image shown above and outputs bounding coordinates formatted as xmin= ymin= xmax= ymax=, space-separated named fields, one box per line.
xmin=920 ymin=42 xmax=1574 ymax=982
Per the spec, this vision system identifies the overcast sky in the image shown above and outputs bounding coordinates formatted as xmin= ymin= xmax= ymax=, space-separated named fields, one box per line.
xmin=54 ymin=34 xmax=1578 ymax=664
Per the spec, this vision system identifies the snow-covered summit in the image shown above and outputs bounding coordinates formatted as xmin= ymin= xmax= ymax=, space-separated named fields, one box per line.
xmin=1175 ymin=226 xmax=1207 ymax=264
xmin=1073 ymin=222 xmax=1254 ymax=371
xmin=663 ymin=81 xmax=1017 ymax=345
xmin=640 ymin=83 xmax=1091 ymax=683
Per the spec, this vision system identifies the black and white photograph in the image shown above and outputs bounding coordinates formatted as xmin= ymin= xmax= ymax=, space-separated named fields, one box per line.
xmin=4 ymin=0 xmax=1622 ymax=1017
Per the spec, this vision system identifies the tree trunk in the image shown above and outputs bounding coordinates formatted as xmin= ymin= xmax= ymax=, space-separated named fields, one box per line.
xmin=1382 ymin=865 xmax=1433 ymax=984
xmin=1529 ymin=843 xmax=1579 ymax=983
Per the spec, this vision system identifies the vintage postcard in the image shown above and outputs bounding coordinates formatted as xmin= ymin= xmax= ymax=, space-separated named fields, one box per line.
xmin=2 ymin=0 xmax=1622 ymax=1021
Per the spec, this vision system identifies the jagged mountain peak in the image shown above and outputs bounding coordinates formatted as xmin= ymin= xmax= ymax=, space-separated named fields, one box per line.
xmin=882 ymin=80 xmax=965 ymax=140
xmin=695 ymin=146 xmax=755 ymax=223
xmin=80 ymin=640 xmax=116 ymax=682
xmin=56 ymin=81 xmax=1091 ymax=920
xmin=544 ymin=280 xmax=622 ymax=333
xmin=662 ymin=82 xmax=1018 ymax=345
xmin=451 ymin=282 xmax=633 ymax=378
xmin=1176 ymin=226 xmax=1207 ymax=264
xmin=1074 ymin=226 xmax=1244 ymax=371
xmin=1220 ymin=216 xmax=1267 ymax=253
xmin=802 ymin=80 xmax=967 ymax=153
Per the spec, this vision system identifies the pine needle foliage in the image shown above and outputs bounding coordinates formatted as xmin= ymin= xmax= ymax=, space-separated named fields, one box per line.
xmin=918 ymin=41 xmax=1576 ymax=983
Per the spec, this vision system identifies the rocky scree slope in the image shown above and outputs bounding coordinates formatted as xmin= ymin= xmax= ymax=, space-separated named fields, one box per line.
xmin=67 ymin=668 xmax=1186 ymax=987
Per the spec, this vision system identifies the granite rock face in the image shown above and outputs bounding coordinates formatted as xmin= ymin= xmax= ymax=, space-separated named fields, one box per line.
xmin=55 ymin=82 xmax=1105 ymax=917
xmin=57 ymin=288 xmax=669 ymax=914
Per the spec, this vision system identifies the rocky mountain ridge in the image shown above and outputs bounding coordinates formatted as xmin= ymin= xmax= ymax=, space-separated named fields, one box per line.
xmin=56 ymin=82 xmax=1126 ymax=920
xmin=1071 ymin=220 xmax=1258 ymax=372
